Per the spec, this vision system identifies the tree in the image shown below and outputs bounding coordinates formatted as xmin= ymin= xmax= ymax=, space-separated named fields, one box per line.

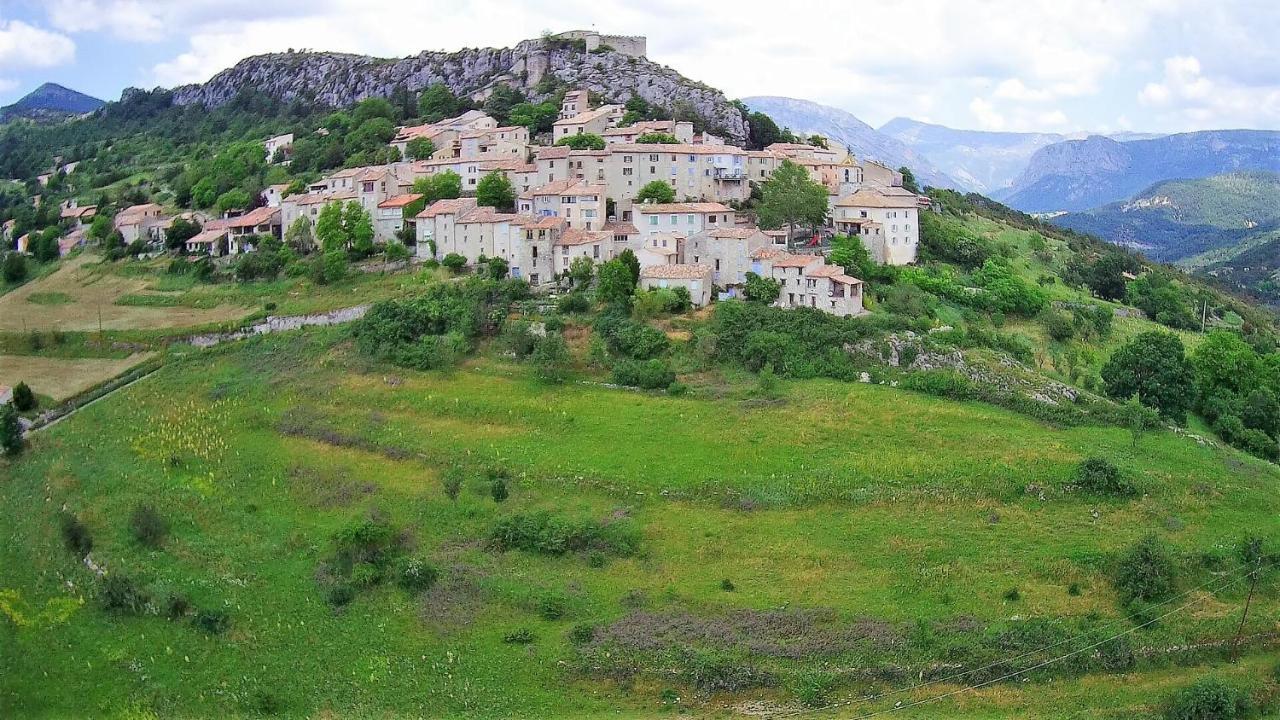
xmin=568 ymin=256 xmax=595 ymax=287
xmin=898 ymin=166 xmax=920 ymax=193
xmin=596 ymin=259 xmax=635 ymax=303
xmin=829 ymin=234 xmax=874 ymax=279
xmin=1101 ymin=331 xmax=1195 ymax=424
xmin=476 ymin=171 xmax=516 ymax=210
xmin=1123 ymin=395 xmax=1162 ymax=447
xmin=315 ymin=201 xmax=374 ymax=255
xmin=310 ymin=251 xmax=347 ymax=285
xmin=1165 ymin=678 xmax=1253 ymax=720
xmin=405 ymin=136 xmax=436 ymax=161
xmin=88 ymin=215 xmax=111 ymax=242
xmin=0 ymin=404 xmax=21 ymax=456
xmin=344 ymin=201 xmax=375 ymax=258
xmin=483 ymin=85 xmax=527 ymax=124
xmin=486 ymin=257 xmax=509 ymax=279
xmin=756 ymin=160 xmax=828 ymax=249
xmin=353 ymin=97 xmax=396 ymax=125
xmin=406 ymin=172 xmax=463 ymax=217
xmin=617 ymin=248 xmax=640 ymax=285
xmin=743 ymin=272 xmax=781 ymax=303
xmin=636 ymin=180 xmax=676 ymax=204
xmin=1114 ymin=534 xmax=1177 ymax=604
xmin=1081 ymin=252 xmax=1137 ymax=301
xmin=418 ymin=83 xmax=467 ymax=122
xmin=508 ymin=101 xmax=559 ymax=134
xmin=2 ymin=252 xmax=28 ymax=283
xmin=635 ymin=132 xmax=679 ymax=144
xmin=532 ymin=333 xmax=572 ymax=383
xmin=441 ymin=253 xmax=467 ymax=272
xmin=12 ymin=381 xmax=35 ymax=411
xmin=215 ymin=188 xmax=251 ymax=215
xmin=285 ymin=216 xmax=315 ymax=253
xmin=1191 ymin=331 xmax=1264 ymax=399
xmin=164 ymin=217 xmax=201 ymax=250
xmin=746 ymin=110 xmax=795 ymax=150
xmin=442 ymin=469 xmax=463 ymax=502
xmin=555 ymin=133 xmax=606 ymax=150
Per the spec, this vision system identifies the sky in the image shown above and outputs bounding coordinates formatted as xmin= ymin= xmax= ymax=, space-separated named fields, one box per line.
xmin=1 ymin=0 xmax=1279 ymax=135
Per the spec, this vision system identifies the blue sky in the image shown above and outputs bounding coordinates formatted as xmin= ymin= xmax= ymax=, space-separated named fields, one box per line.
xmin=2 ymin=0 xmax=1279 ymax=134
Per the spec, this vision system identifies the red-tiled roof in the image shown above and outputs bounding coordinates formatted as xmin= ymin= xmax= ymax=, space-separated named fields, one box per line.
xmin=640 ymin=263 xmax=712 ymax=280
xmin=378 ymin=193 xmax=424 ymax=209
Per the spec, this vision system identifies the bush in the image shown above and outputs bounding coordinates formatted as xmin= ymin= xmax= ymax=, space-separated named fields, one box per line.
xmin=1073 ymin=457 xmax=1135 ymax=497
xmin=531 ymin=333 xmax=572 ymax=384
xmin=1 ymin=404 xmax=24 ymax=457
xmin=1003 ymin=587 xmax=1021 ymax=601
xmin=489 ymin=511 xmax=640 ymax=557
xmin=11 ymin=381 xmax=35 ymax=411
xmin=441 ymin=253 xmax=467 ymax=272
xmin=569 ymin=623 xmax=595 ymax=644
xmin=1043 ymin=311 xmax=1076 ymax=342
xmin=720 ymin=578 xmax=736 ymax=592
xmin=327 ymin=583 xmax=356 ymax=607
xmin=1165 ymin=678 xmax=1253 ymax=720
xmin=557 ymin=292 xmax=591 ymax=314
xmin=503 ymin=627 xmax=535 ymax=644
xmin=100 ymin=574 xmax=148 ymax=614
xmin=538 ymin=593 xmax=568 ymax=620
xmin=793 ymin=670 xmax=836 ymax=708
xmin=193 ymin=609 xmax=231 ymax=634
xmin=1114 ymin=534 xmax=1177 ymax=604
xmin=59 ymin=513 xmax=93 ymax=558
xmin=129 ymin=504 xmax=170 ymax=548
xmin=491 ymin=478 xmax=509 ymax=503
xmin=395 ymin=557 xmax=440 ymax=592
xmin=612 ymin=359 xmax=676 ymax=389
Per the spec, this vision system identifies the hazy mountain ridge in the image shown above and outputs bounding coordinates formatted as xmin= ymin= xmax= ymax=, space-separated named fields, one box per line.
xmin=0 ymin=83 xmax=105 ymax=124
xmin=740 ymin=96 xmax=962 ymax=189
xmin=1001 ymin=130 xmax=1280 ymax=212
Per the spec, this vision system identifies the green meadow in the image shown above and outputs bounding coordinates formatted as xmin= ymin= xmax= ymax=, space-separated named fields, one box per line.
xmin=2 ymin=327 xmax=1277 ymax=718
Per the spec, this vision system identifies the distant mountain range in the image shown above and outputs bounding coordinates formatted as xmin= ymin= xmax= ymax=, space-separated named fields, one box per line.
xmin=740 ymin=96 xmax=962 ymax=189
xmin=0 ymin=83 xmax=104 ymax=124
xmin=1052 ymin=171 xmax=1280 ymax=262
xmin=878 ymin=118 xmax=1163 ymax=194
xmin=998 ymin=130 xmax=1280 ymax=213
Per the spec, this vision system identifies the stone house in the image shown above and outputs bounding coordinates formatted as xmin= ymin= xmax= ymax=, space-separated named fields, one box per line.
xmin=639 ymin=263 xmax=714 ymax=306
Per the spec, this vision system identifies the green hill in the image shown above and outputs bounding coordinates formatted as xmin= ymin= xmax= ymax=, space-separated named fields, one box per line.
xmin=4 ymin=193 xmax=1280 ymax=718
xmin=1053 ymin=171 xmax=1280 ymax=262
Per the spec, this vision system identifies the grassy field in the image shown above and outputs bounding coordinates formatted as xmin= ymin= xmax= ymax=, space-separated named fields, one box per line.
xmin=0 ymin=255 xmax=252 ymax=332
xmin=2 ymin=327 xmax=1276 ymax=719
xmin=0 ymin=351 xmax=154 ymax=402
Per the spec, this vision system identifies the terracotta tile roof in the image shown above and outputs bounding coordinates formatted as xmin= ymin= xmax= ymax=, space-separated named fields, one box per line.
xmin=526 ymin=179 xmax=606 ymax=197
xmin=771 ymin=253 xmax=823 ymax=268
xmin=556 ymin=228 xmax=610 ymax=246
xmin=805 ymin=264 xmax=844 ymax=278
xmin=553 ymin=104 xmax=621 ymax=127
xmin=377 ymin=193 xmax=424 ymax=209
xmin=750 ymin=247 xmax=785 ymax=260
xmin=217 ymin=207 xmax=280 ymax=230
xmin=288 ymin=191 xmax=356 ymax=207
xmin=512 ymin=215 xmax=567 ymax=230
xmin=601 ymin=120 xmax=677 ymax=137
xmin=702 ymin=228 xmax=763 ymax=239
xmin=417 ymin=197 xmax=478 ymax=219
xmin=114 ymin=203 xmax=164 ymax=224
xmin=831 ymin=274 xmax=863 ymax=285
xmin=186 ymin=228 xmax=228 ymax=245
xmin=60 ymin=204 xmax=96 ymax=220
xmin=535 ymin=146 xmax=572 ymax=160
xmin=602 ymin=220 xmax=638 ymax=234
xmin=456 ymin=207 xmax=521 ymax=225
xmin=609 ymin=143 xmax=743 ymax=155
xmin=640 ymin=263 xmax=712 ymax=280
xmin=634 ymin=202 xmax=734 ymax=214
xmin=834 ymin=187 xmax=921 ymax=209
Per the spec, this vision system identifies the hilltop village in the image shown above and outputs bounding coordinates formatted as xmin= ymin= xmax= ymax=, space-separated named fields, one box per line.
xmin=7 ymin=32 xmax=924 ymax=318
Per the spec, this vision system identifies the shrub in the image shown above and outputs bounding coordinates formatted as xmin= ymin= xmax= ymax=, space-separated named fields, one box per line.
xmin=793 ymin=670 xmax=836 ymax=708
xmin=1003 ymin=587 xmax=1021 ymax=601
xmin=503 ymin=627 xmax=535 ymax=644
xmin=327 ymin=583 xmax=356 ymax=607
xmin=1 ymin=405 xmax=24 ymax=457
xmin=755 ymin=364 xmax=780 ymax=398
xmin=1073 ymin=457 xmax=1135 ymax=497
xmin=396 ymin=557 xmax=439 ymax=592
xmin=557 ymin=292 xmax=591 ymax=314
xmin=531 ymin=333 xmax=572 ymax=384
xmin=193 ymin=609 xmax=230 ymax=634
xmin=538 ymin=593 xmax=568 ymax=620
xmin=720 ymin=578 xmax=736 ymax=592
xmin=1043 ymin=311 xmax=1076 ymax=342
xmin=441 ymin=253 xmax=467 ymax=272
xmin=11 ymin=381 xmax=35 ymax=411
xmin=491 ymin=478 xmax=509 ymax=503
xmin=489 ymin=511 xmax=640 ymax=557
xmin=442 ymin=468 xmax=463 ymax=502
xmin=129 ymin=504 xmax=170 ymax=548
xmin=59 ymin=513 xmax=93 ymax=558
xmin=100 ymin=574 xmax=148 ymax=614
xmin=569 ymin=623 xmax=595 ymax=644
xmin=612 ymin=359 xmax=676 ymax=390
xmin=1165 ymin=678 xmax=1253 ymax=720
xmin=1114 ymin=534 xmax=1177 ymax=604
xmin=332 ymin=518 xmax=401 ymax=570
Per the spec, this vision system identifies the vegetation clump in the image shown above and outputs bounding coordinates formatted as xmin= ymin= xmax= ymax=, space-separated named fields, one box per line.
xmin=1072 ymin=457 xmax=1136 ymax=497
xmin=489 ymin=511 xmax=640 ymax=557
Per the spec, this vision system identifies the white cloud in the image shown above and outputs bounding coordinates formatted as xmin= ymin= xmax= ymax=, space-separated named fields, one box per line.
xmin=0 ymin=78 xmax=18 ymax=93
xmin=969 ymin=98 xmax=1005 ymax=130
xmin=0 ymin=20 xmax=75 ymax=70
xmin=1138 ymin=54 xmax=1280 ymax=129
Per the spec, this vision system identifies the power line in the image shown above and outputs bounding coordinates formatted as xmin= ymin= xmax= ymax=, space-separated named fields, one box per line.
xmin=769 ymin=560 xmax=1273 ymax=719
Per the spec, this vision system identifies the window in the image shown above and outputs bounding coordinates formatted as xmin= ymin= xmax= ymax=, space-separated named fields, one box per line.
xmin=593 ymin=245 xmax=599 ymax=259
xmin=686 ymin=214 xmax=695 ymax=225
xmin=623 ymin=167 xmax=633 ymax=176
xmin=649 ymin=154 xmax=659 ymax=162
xmin=649 ymin=216 xmax=658 ymax=226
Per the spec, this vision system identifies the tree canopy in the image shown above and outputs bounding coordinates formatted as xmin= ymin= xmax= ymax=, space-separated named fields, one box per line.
xmin=555 ymin=133 xmax=606 ymax=151
xmin=1101 ymin=331 xmax=1195 ymax=423
xmin=636 ymin=180 xmax=676 ymax=205
xmin=476 ymin=171 xmax=516 ymax=210
xmin=756 ymin=159 xmax=828 ymax=247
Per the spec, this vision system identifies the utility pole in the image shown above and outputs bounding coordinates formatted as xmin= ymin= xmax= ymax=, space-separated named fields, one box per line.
xmin=1230 ymin=541 xmax=1263 ymax=662
xmin=1201 ymin=300 xmax=1208 ymax=333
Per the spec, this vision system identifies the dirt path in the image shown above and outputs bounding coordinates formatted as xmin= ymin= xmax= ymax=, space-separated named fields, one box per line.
xmin=186 ymin=304 xmax=370 ymax=347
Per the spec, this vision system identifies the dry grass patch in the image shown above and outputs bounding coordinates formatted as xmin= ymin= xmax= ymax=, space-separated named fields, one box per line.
xmin=0 ymin=352 xmax=153 ymax=401
xmin=0 ymin=255 xmax=252 ymax=331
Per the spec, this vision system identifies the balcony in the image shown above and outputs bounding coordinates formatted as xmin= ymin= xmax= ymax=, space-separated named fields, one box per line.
xmin=714 ymin=167 xmax=747 ymax=180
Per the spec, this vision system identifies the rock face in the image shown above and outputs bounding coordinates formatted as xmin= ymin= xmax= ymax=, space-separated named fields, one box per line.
xmin=170 ymin=38 xmax=749 ymax=143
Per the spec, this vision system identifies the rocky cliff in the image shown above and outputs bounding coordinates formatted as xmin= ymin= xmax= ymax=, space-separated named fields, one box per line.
xmin=170 ymin=38 xmax=749 ymax=142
